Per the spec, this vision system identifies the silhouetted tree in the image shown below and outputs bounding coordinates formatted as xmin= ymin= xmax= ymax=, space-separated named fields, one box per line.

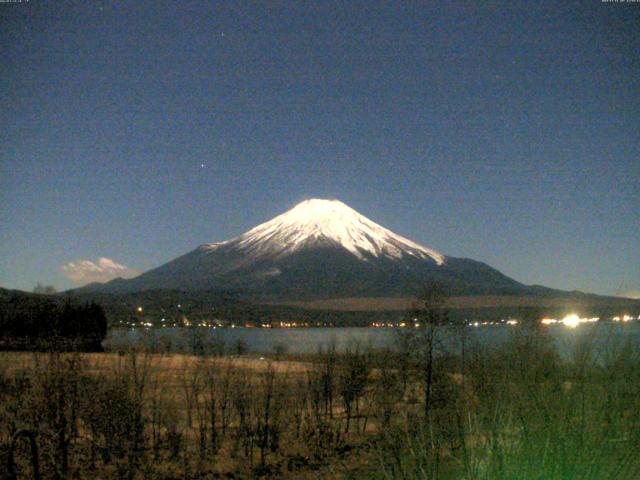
xmin=33 ymin=283 xmax=57 ymax=295
xmin=405 ymin=283 xmax=450 ymax=420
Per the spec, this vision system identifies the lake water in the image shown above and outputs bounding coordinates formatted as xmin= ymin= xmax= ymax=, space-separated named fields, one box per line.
xmin=105 ymin=322 xmax=640 ymax=358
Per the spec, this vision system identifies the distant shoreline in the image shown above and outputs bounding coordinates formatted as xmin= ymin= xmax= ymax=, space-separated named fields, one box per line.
xmin=270 ymin=295 xmax=640 ymax=311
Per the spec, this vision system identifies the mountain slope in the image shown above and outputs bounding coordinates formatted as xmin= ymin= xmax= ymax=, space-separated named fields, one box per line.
xmin=78 ymin=199 xmax=538 ymax=299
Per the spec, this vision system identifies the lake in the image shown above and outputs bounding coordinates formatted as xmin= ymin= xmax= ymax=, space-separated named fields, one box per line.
xmin=105 ymin=322 xmax=640 ymax=358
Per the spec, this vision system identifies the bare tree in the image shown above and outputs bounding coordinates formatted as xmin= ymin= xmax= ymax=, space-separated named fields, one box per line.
xmin=338 ymin=344 xmax=370 ymax=433
xmin=408 ymin=283 xmax=450 ymax=420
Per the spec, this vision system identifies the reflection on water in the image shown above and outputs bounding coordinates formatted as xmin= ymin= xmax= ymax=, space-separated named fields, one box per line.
xmin=106 ymin=322 xmax=640 ymax=357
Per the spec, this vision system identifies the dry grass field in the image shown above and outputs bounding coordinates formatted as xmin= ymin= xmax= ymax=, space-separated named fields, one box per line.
xmin=1 ymin=352 xmax=312 ymax=377
xmin=2 ymin=324 xmax=640 ymax=479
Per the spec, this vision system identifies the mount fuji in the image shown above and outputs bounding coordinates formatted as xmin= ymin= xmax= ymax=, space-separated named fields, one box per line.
xmin=80 ymin=199 xmax=537 ymax=300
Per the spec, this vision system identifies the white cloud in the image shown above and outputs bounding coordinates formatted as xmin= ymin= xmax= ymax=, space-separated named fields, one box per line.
xmin=61 ymin=257 xmax=139 ymax=285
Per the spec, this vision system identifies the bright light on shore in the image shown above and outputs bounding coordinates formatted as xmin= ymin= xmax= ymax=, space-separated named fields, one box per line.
xmin=562 ymin=314 xmax=580 ymax=328
xmin=541 ymin=314 xmax=600 ymax=328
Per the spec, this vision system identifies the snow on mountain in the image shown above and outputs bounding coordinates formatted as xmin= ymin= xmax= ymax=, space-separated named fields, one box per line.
xmin=67 ymin=197 xmax=639 ymax=310
xmin=73 ymin=198 xmax=538 ymax=299
xmin=202 ymin=199 xmax=445 ymax=265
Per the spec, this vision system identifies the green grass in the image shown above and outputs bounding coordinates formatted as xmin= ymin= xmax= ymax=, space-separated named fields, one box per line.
xmin=376 ymin=326 xmax=640 ymax=479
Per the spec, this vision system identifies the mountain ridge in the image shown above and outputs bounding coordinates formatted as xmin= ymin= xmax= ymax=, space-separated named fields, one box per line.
xmin=73 ymin=199 xmax=621 ymax=304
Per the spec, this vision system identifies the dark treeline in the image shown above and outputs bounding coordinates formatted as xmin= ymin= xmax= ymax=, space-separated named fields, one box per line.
xmin=0 ymin=291 xmax=107 ymax=351
xmin=72 ymin=287 xmax=638 ymax=328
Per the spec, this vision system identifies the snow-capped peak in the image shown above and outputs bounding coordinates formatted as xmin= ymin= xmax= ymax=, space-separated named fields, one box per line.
xmin=207 ymin=199 xmax=444 ymax=264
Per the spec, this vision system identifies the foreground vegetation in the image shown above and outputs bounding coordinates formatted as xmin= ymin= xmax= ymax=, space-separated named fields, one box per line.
xmin=1 ymin=321 xmax=639 ymax=479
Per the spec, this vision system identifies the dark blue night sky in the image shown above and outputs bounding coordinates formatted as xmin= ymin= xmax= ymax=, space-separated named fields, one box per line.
xmin=1 ymin=1 xmax=638 ymax=296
